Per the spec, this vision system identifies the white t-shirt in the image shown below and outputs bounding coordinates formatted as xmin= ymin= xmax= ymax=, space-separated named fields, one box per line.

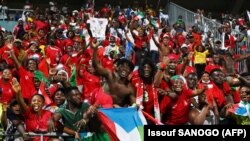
xmin=150 ymin=35 xmax=159 ymax=51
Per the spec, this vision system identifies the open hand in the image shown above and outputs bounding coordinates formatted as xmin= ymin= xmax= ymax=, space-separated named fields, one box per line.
xmin=74 ymin=119 xmax=87 ymax=132
xmin=11 ymin=78 xmax=21 ymax=94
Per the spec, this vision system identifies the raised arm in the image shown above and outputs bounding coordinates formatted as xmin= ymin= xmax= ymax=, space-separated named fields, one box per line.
xmin=191 ymin=87 xmax=206 ymax=97
xmin=11 ymin=78 xmax=28 ymax=111
xmin=235 ymin=53 xmax=250 ymax=62
xmin=1 ymin=104 xmax=8 ymax=129
xmin=154 ymin=56 xmax=170 ymax=87
xmin=125 ymin=29 xmax=135 ymax=48
xmin=10 ymin=46 xmax=22 ymax=68
xmin=189 ymin=105 xmax=210 ymax=125
xmin=92 ymin=39 xmax=112 ymax=78
xmin=86 ymin=23 xmax=93 ymax=38
xmin=152 ymin=34 xmax=161 ymax=49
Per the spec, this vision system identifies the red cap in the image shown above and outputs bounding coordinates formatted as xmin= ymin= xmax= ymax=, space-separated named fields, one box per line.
xmin=185 ymin=66 xmax=196 ymax=75
xmin=168 ymin=53 xmax=179 ymax=62
xmin=205 ymin=65 xmax=221 ymax=74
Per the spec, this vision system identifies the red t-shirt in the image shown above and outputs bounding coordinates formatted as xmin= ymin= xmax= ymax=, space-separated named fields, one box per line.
xmin=0 ymin=45 xmax=19 ymax=67
xmin=45 ymin=45 xmax=62 ymax=66
xmin=19 ymin=67 xmax=36 ymax=100
xmin=80 ymin=69 xmax=101 ymax=100
xmin=101 ymin=56 xmax=114 ymax=72
xmin=205 ymin=82 xmax=232 ymax=109
xmin=160 ymin=88 xmax=192 ymax=125
xmin=24 ymin=108 xmax=52 ymax=141
xmin=0 ymin=78 xmax=15 ymax=103
xmin=90 ymin=87 xmax=113 ymax=108
xmin=34 ymin=20 xmax=49 ymax=33
xmin=63 ymin=38 xmax=74 ymax=53
xmin=55 ymin=39 xmax=64 ymax=51
xmin=59 ymin=53 xmax=79 ymax=66
xmin=192 ymin=32 xmax=202 ymax=47
xmin=134 ymin=35 xmax=149 ymax=49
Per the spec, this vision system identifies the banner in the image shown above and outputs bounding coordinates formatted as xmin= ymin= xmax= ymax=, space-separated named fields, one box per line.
xmin=87 ymin=18 xmax=108 ymax=40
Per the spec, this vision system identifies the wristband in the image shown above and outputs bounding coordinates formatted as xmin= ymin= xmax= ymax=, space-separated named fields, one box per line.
xmin=157 ymin=62 xmax=167 ymax=71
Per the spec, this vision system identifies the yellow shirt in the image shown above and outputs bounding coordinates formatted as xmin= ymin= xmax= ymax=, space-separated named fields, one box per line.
xmin=194 ymin=49 xmax=209 ymax=64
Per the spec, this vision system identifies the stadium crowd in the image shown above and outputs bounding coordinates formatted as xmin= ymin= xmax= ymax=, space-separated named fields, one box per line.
xmin=0 ymin=0 xmax=250 ymax=140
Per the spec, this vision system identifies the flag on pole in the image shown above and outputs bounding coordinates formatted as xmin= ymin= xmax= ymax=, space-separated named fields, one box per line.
xmin=38 ymin=81 xmax=53 ymax=105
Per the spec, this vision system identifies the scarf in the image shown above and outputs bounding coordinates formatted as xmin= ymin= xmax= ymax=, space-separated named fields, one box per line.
xmin=135 ymin=79 xmax=161 ymax=123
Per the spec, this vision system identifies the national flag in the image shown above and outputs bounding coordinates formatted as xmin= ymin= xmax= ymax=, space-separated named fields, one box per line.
xmin=34 ymin=70 xmax=52 ymax=105
xmin=137 ymin=12 xmax=144 ymax=19
xmin=34 ymin=70 xmax=50 ymax=86
xmin=98 ymin=107 xmax=147 ymax=141
xmin=79 ymin=132 xmax=110 ymax=141
xmin=69 ymin=66 xmax=77 ymax=87
xmin=38 ymin=81 xmax=53 ymax=106
xmin=227 ymin=102 xmax=250 ymax=125
xmin=125 ymin=42 xmax=133 ymax=59
xmin=38 ymin=58 xmax=49 ymax=78
xmin=151 ymin=19 xmax=159 ymax=28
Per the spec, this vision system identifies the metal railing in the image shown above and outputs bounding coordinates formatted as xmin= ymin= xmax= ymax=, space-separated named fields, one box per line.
xmin=0 ymin=132 xmax=71 ymax=141
xmin=168 ymin=2 xmax=249 ymax=73
xmin=0 ymin=8 xmax=33 ymax=21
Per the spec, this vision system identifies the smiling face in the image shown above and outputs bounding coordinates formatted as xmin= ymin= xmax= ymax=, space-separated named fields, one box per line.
xmin=57 ymin=71 xmax=68 ymax=81
xmin=201 ymin=73 xmax=210 ymax=83
xmin=30 ymin=95 xmax=45 ymax=112
xmin=172 ymin=78 xmax=184 ymax=93
xmin=54 ymin=90 xmax=66 ymax=106
xmin=143 ymin=64 xmax=152 ymax=78
xmin=167 ymin=60 xmax=177 ymax=75
xmin=2 ymin=69 xmax=12 ymax=81
xmin=27 ymin=59 xmax=37 ymax=72
xmin=117 ymin=63 xmax=132 ymax=78
xmin=240 ymin=86 xmax=250 ymax=103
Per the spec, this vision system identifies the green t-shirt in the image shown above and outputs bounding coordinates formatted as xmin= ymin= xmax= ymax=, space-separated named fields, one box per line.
xmin=56 ymin=103 xmax=111 ymax=141
xmin=56 ymin=102 xmax=89 ymax=132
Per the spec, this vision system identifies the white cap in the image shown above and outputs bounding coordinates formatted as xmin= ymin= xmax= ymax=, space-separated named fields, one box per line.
xmin=181 ymin=44 xmax=187 ymax=48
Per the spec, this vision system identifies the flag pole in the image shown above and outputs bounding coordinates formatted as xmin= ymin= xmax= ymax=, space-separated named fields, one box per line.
xmin=142 ymin=111 xmax=164 ymax=125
